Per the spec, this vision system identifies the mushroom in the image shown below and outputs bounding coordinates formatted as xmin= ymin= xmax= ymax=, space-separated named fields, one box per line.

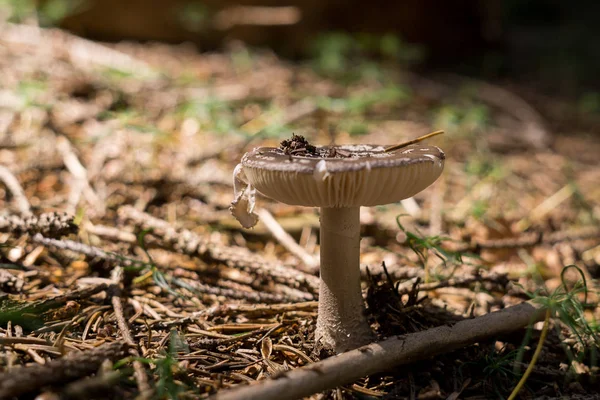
xmin=230 ymin=137 xmax=445 ymax=353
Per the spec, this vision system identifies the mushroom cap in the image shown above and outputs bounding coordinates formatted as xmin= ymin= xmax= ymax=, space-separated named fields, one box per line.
xmin=241 ymin=144 xmax=445 ymax=208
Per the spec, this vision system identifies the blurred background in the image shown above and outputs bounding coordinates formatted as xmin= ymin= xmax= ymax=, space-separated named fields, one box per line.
xmin=2 ymin=0 xmax=600 ymax=99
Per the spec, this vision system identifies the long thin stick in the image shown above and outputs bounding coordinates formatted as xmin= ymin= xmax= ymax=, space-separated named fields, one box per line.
xmin=211 ymin=300 xmax=545 ymax=400
xmin=384 ymin=130 xmax=444 ymax=153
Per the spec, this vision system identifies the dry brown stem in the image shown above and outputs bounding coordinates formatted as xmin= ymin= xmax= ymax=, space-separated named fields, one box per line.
xmin=212 ymin=300 xmax=546 ymax=400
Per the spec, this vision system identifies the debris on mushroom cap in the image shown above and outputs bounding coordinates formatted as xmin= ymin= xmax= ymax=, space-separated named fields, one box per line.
xmin=279 ymin=134 xmax=317 ymax=157
xmin=240 ymin=144 xmax=445 ymax=208
xmin=230 ymin=163 xmax=259 ymax=228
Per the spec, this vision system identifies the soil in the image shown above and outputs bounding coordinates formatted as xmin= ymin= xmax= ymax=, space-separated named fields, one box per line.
xmin=279 ymin=134 xmax=318 ymax=157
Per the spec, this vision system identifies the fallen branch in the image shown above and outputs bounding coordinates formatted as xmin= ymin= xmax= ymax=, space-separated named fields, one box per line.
xmin=33 ymin=233 xmax=311 ymax=302
xmin=0 ymin=340 xmax=129 ymax=399
xmin=32 ymin=234 xmax=139 ymax=266
xmin=211 ymin=300 xmax=546 ymax=400
xmin=0 ymin=212 xmax=78 ymax=239
xmin=118 ymin=206 xmax=319 ymax=295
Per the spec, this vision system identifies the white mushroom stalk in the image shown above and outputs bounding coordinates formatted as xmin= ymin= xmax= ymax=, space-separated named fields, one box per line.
xmin=230 ymin=138 xmax=445 ymax=353
xmin=316 ymin=205 xmax=372 ymax=351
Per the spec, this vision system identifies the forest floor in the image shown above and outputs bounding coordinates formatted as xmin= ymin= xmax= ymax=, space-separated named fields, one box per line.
xmin=0 ymin=24 xmax=599 ymax=399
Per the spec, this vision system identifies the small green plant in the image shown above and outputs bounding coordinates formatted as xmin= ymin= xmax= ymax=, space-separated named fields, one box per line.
xmin=177 ymin=97 xmax=239 ymax=135
xmin=175 ymin=2 xmax=210 ymax=33
xmin=309 ymin=32 xmax=354 ymax=76
xmin=433 ymin=103 xmax=490 ymax=137
xmin=315 ymin=85 xmax=408 ymax=117
xmin=153 ymin=330 xmax=190 ymax=399
xmin=579 ymin=92 xmax=600 ymax=114
xmin=508 ymin=265 xmax=598 ymax=399
xmin=462 ymin=347 xmax=521 ymax=399
xmin=114 ymin=330 xmax=190 ymax=399
xmin=470 ymin=199 xmax=490 ymax=220
xmin=396 ymin=215 xmax=479 ymax=282
xmin=464 ymin=156 xmax=503 ymax=181
xmin=338 ymin=119 xmax=369 ymax=136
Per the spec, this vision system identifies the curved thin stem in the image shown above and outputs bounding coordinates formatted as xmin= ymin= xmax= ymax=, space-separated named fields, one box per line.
xmin=507 ymin=309 xmax=551 ymax=400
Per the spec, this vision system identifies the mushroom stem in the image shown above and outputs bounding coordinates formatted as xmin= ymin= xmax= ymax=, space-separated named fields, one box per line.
xmin=316 ymin=206 xmax=374 ymax=353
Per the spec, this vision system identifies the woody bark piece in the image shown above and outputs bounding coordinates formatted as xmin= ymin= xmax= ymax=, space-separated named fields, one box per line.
xmin=0 ymin=341 xmax=129 ymax=399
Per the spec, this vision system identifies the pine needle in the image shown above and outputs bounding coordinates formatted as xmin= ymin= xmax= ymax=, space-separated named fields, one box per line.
xmin=384 ymin=130 xmax=445 ymax=152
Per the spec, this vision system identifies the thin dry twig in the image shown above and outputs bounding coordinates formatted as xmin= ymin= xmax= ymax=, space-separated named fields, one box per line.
xmin=453 ymin=225 xmax=600 ymax=253
xmin=109 ymin=266 xmax=153 ymax=398
xmin=212 ymin=301 xmax=546 ymax=400
xmin=0 ymin=165 xmax=31 ymax=216
xmin=56 ymin=135 xmax=105 ymax=216
xmin=257 ymin=208 xmax=319 ymax=273
xmin=384 ymin=130 xmax=444 ymax=153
